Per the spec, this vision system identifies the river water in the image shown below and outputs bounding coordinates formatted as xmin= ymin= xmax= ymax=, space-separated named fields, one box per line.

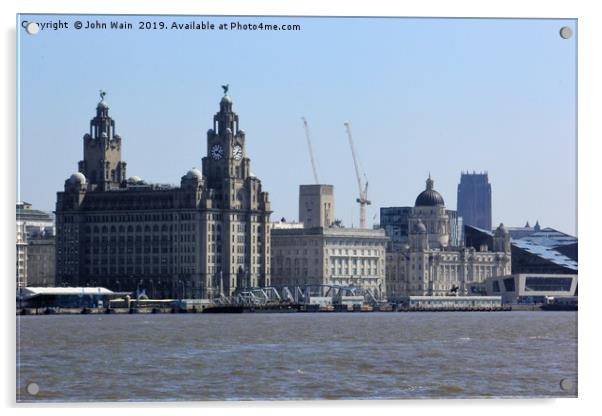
xmin=16 ymin=311 xmax=577 ymax=402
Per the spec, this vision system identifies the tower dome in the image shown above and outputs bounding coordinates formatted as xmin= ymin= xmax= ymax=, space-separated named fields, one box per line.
xmin=185 ymin=168 xmax=203 ymax=180
xmin=97 ymin=90 xmax=109 ymax=109
xmin=221 ymin=95 xmax=232 ymax=105
xmin=68 ymin=172 xmax=86 ymax=185
xmin=415 ymin=175 xmax=445 ymax=207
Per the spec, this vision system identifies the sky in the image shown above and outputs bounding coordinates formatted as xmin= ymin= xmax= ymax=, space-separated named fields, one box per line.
xmin=17 ymin=14 xmax=577 ymax=235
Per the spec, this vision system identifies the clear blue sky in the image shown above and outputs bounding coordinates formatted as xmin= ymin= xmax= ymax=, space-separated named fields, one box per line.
xmin=17 ymin=15 xmax=577 ymax=235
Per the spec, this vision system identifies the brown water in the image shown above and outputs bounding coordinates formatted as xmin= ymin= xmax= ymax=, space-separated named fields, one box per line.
xmin=16 ymin=312 xmax=577 ymax=402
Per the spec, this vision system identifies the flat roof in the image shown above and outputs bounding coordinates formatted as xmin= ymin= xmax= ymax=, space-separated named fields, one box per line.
xmin=17 ymin=287 xmax=114 ymax=299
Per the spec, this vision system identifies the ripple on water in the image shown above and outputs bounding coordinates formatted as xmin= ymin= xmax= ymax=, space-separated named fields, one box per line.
xmin=16 ymin=312 xmax=577 ymax=401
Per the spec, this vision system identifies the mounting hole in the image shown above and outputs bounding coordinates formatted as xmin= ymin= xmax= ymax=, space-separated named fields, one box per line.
xmin=26 ymin=382 xmax=39 ymax=396
xmin=559 ymin=26 xmax=573 ymax=39
xmin=25 ymin=22 xmax=40 ymax=35
xmin=559 ymin=378 xmax=574 ymax=391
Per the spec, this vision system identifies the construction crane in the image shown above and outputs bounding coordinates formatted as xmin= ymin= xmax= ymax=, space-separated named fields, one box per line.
xmin=344 ymin=121 xmax=371 ymax=229
xmin=301 ymin=117 xmax=319 ymax=184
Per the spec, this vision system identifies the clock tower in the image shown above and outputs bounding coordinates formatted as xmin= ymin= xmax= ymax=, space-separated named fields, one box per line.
xmin=199 ymin=89 xmax=272 ymax=296
xmin=203 ymin=94 xmax=250 ymax=187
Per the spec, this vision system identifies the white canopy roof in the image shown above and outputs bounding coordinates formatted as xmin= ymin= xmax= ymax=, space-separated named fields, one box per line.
xmin=17 ymin=287 xmax=114 ymax=299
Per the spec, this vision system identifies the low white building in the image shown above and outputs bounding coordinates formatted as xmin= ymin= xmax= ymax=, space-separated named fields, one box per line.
xmin=483 ymin=273 xmax=578 ymax=304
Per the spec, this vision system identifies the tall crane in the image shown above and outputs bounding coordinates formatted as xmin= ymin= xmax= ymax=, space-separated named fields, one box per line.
xmin=344 ymin=121 xmax=371 ymax=229
xmin=301 ymin=117 xmax=319 ymax=184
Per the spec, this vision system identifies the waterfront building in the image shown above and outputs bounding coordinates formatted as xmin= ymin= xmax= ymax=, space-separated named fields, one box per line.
xmin=457 ymin=171 xmax=492 ymax=230
xmin=482 ymin=273 xmax=577 ymax=304
xmin=55 ymin=91 xmax=272 ymax=298
xmin=464 ymin=224 xmax=577 ymax=276
xmin=26 ymin=239 xmax=55 ymax=287
xmin=403 ymin=295 xmax=502 ymax=310
xmin=16 ymin=222 xmax=27 ymax=288
xmin=271 ymin=185 xmax=388 ymax=297
xmin=17 ymin=287 xmax=115 ymax=309
xmin=385 ymin=176 xmax=511 ymax=301
xmin=16 ymin=202 xmax=56 ymax=287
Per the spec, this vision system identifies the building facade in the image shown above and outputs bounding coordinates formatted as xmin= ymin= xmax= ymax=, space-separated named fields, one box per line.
xmin=26 ymin=239 xmax=56 ymax=287
xmin=271 ymin=227 xmax=388 ymax=297
xmin=483 ymin=273 xmax=577 ymax=304
xmin=16 ymin=222 xmax=27 ymax=288
xmin=271 ymin=185 xmax=388 ymax=297
xmin=380 ymin=206 xmax=463 ymax=251
xmin=16 ymin=202 xmax=56 ymax=287
xmin=465 ymin=224 xmax=577 ymax=277
xmin=299 ymin=184 xmax=334 ymax=228
xmin=457 ymin=171 xmax=492 ymax=230
xmin=379 ymin=206 xmax=412 ymax=251
xmin=385 ymin=176 xmax=511 ymax=301
xmin=55 ymin=92 xmax=272 ymax=298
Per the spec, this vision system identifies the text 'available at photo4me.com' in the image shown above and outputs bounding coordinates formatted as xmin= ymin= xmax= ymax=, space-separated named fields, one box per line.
xmin=21 ymin=17 xmax=302 ymax=33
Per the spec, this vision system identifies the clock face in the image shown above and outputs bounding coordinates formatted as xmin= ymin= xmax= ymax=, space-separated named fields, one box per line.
xmin=232 ymin=145 xmax=243 ymax=161
xmin=210 ymin=144 xmax=224 ymax=160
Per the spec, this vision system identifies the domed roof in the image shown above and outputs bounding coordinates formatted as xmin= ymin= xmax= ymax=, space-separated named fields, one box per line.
xmin=69 ymin=172 xmax=86 ymax=185
xmin=185 ymin=168 xmax=203 ymax=180
xmin=127 ymin=176 xmax=142 ymax=183
xmin=415 ymin=175 xmax=445 ymax=207
xmin=221 ymin=95 xmax=232 ymax=104
xmin=413 ymin=219 xmax=427 ymax=234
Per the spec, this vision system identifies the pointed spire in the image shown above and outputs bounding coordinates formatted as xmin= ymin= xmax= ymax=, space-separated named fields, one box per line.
xmin=525 ymin=221 xmax=531 ymax=228
xmin=426 ymin=174 xmax=434 ymax=190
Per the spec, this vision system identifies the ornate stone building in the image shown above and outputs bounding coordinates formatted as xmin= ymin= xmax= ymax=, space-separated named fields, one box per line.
xmin=55 ymin=91 xmax=272 ymax=298
xmin=385 ymin=176 xmax=511 ymax=300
